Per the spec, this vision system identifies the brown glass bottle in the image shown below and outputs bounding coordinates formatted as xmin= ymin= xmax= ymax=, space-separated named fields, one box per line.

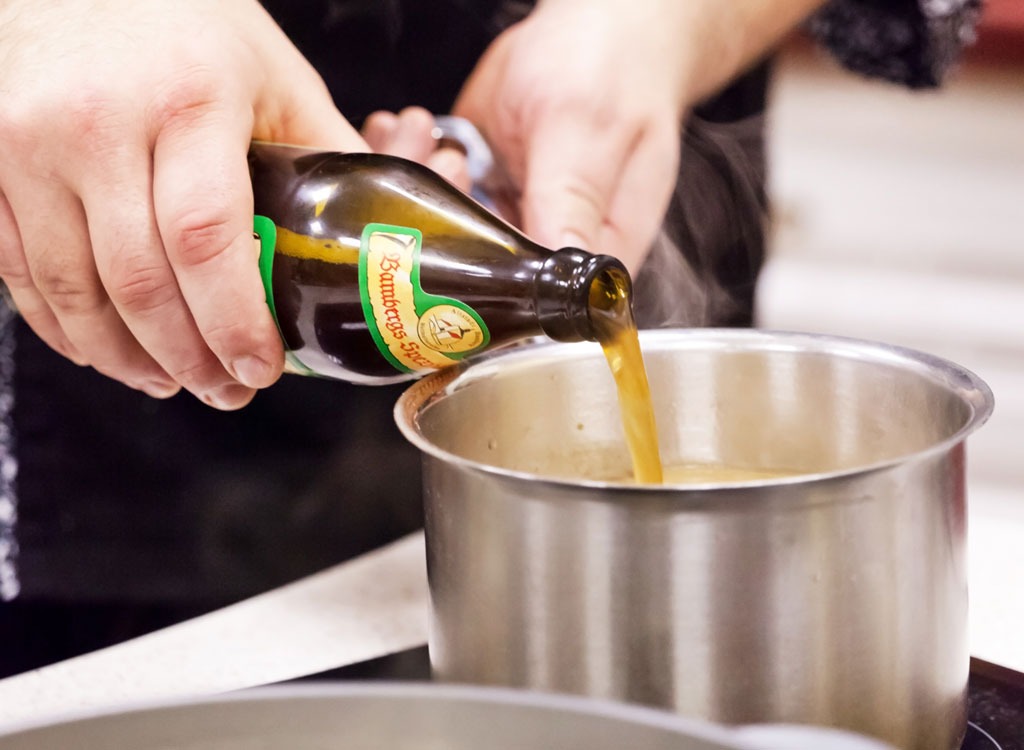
xmin=250 ymin=142 xmax=631 ymax=384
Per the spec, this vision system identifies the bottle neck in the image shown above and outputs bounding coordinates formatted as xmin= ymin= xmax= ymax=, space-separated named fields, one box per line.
xmin=534 ymin=248 xmax=632 ymax=342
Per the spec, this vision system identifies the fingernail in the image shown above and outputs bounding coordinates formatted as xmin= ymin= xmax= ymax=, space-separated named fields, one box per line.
xmin=142 ymin=380 xmax=181 ymax=399
xmin=58 ymin=341 xmax=89 ymax=367
xmin=201 ymin=383 xmax=255 ymax=411
xmin=231 ymin=355 xmax=274 ymax=388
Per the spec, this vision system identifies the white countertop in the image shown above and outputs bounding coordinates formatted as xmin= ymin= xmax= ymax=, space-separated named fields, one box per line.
xmin=0 ymin=533 xmax=430 ymax=729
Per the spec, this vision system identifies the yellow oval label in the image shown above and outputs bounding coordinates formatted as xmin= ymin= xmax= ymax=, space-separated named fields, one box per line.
xmin=417 ymin=304 xmax=486 ymax=354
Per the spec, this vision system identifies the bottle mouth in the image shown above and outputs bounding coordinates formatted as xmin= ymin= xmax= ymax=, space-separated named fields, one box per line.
xmin=535 ymin=248 xmax=633 ymax=342
xmin=585 ymin=262 xmax=635 ymax=343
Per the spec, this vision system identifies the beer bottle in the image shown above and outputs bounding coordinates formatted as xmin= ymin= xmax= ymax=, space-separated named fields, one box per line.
xmin=250 ymin=142 xmax=632 ymax=384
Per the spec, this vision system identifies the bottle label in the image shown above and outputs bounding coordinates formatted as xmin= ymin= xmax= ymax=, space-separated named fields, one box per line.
xmin=359 ymin=223 xmax=490 ymax=373
xmin=253 ymin=215 xmax=317 ymax=376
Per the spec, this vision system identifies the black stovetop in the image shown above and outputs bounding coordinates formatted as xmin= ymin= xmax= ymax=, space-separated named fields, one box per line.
xmin=298 ymin=650 xmax=1024 ymax=750
xmin=964 ymin=659 xmax=1024 ymax=750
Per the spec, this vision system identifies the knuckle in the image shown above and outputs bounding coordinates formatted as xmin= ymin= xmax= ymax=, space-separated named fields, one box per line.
xmin=65 ymin=90 xmax=126 ymax=146
xmin=0 ymin=89 xmax=46 ymax=137
xmin=106 ymin=259 xmax=177 ymax=315
xmin=147 ymin=65 xmax=221 ymax=132
xmin=165 ymin=210 xmax=235 ymax=268
xmin=0 ymin=251 xmax=33 ymax=291
xmin=1 ymin=88 xmax=131 ymax=168
xmin=0 ymin=101 xmax=51 ymax=167
xmin=34 ymin=267 xmax=103 ymax=316
xmin=166 ymin=356 xmax=224 ymax=392
xmin=199 ymin=317 xmax=261 ymax=356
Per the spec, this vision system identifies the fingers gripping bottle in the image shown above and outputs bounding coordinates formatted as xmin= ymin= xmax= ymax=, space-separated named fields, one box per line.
xmin=249 ymin=142 xmax=633 ymax=384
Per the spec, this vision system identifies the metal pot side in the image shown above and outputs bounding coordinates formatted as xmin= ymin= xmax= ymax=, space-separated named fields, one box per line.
xmin=395 ymin=329 xmax=994 ymax=750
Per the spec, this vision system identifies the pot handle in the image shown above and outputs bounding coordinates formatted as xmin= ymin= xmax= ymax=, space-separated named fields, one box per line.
xmin=431 ymin=116 xmax=495 ymax=186
xmin=431 ymin=115 xmax=518 ymax=219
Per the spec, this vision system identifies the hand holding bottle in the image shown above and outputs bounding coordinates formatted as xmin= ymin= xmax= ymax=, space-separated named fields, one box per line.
xmin=0 ymin=0 xmax=366 ymax=409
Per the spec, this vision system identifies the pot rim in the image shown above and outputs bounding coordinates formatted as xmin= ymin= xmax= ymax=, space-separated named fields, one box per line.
xmin=0 ymin=682 xmax=896 ymax=749
xmin=394 ymin=328 xmax=994 ymax=492
xmin=0 ymin=682 xmax=756 ymax=748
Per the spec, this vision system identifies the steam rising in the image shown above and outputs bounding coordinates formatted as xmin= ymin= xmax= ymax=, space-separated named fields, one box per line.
xmin=632 ymin=114 xmax=768 ymax=330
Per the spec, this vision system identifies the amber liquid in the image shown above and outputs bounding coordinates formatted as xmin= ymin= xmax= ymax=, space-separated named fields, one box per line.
xmin=587 ymin=270 xmax=664 ymax=484
xmin=585 ymin=274 xmax=794 ymax=486
xmin=606 ymin=464 xmax=796 ymax=484
xmin=660 ymin=464 xmax=796 ymax=484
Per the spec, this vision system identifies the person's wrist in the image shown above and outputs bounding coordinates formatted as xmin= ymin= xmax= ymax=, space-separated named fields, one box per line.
xmin=676 ymin=0 xmax=828 ymax=102
xmin=531 ymin=0 xmax=696 ymax=115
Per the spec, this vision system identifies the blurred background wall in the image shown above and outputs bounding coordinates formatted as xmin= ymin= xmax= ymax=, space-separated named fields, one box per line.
xmin=757 ymin=0 xmax=1024 ymax=667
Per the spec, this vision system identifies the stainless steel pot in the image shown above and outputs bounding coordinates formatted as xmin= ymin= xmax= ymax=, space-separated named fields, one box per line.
xmin=394 ymin=329 xmax=994 ymax=750
xmin=0 ymin=683 xmax=894 ymax=749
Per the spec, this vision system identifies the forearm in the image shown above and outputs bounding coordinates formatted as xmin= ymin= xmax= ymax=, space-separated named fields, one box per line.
xmin=537 ymin=0 xmax=827 ymax=108
xmin=676 ymin=0 xmax=828 ymax=102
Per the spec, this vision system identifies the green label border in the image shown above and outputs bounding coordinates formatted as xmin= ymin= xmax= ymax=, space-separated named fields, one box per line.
xmin=359 ymin=223 xmax=415 ymax=374
xmin=253 ymin=215 xmax=316 ymax=376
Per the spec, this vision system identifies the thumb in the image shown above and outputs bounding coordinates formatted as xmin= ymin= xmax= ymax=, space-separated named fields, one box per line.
xmin=521 ymin=111 xmax=632 ymax=253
